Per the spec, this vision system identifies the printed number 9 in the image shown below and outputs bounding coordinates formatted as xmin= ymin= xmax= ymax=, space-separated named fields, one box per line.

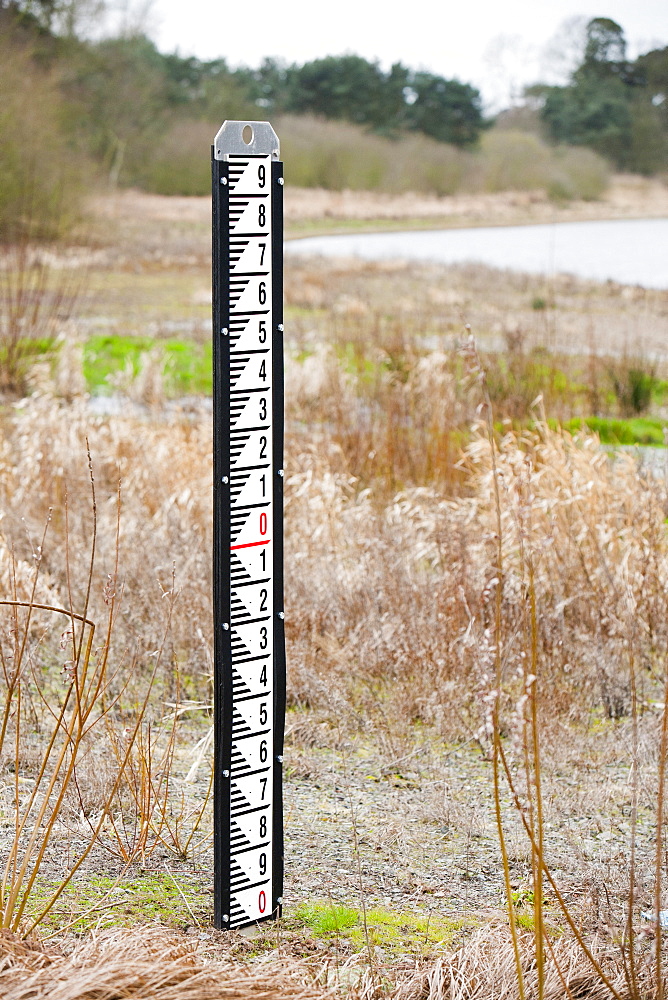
xmin=258 ymin=165 xmax=266 ymax=187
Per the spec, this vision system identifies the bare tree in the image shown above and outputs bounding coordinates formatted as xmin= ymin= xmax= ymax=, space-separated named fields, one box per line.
xmin=539 ymin=16 xmax=588 ymax=86
xmin=484 ymin=33 xmax=538 ymax=112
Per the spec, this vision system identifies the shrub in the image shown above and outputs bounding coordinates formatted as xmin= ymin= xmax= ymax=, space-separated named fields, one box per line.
xmin=479 ymin=129 xmax=609 ymax=199
xmin=551 ymin=145 xmax=610 ymax=201
xmin=130 ymin=115 xmax=611 ymax=201
xmin=0 ymin=34 xmax=87 ymax=241
xmin=134 ymin=120 xmax=213 ymax=196
xmin=478 ymin=130 xmax=552 ymax=192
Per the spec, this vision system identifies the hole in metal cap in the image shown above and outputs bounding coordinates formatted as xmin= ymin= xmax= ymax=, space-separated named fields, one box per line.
xmin=242 ymin=124 xmax=254 ymax=145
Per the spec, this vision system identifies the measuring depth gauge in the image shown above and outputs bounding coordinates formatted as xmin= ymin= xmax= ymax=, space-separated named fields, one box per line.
xmin=212 ymin=121 xmax=285 ymax=931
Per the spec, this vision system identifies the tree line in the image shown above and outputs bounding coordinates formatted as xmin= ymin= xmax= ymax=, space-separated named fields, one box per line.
xmin=532 ymin=17 xmax=668 ymax=174
xmin=0 ymin=0 xmax=666 ymax=239
xmin=0 ymin=0 xmax=486 ymax=167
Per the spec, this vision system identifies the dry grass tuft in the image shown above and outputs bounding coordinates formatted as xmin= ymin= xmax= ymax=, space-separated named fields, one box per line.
xmin=0 ymin=926 xmax=327 ymax=1000
xmin=387 ymin=926 xmax=627 ymax=1000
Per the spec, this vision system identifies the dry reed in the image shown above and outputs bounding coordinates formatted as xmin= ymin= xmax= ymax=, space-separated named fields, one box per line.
xmin=0 ymin=926 xmax=326 ymax=1000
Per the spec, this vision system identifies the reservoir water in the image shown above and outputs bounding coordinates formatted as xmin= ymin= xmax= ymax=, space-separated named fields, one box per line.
xmin=287 ymin=217 xmax=668 ymax=290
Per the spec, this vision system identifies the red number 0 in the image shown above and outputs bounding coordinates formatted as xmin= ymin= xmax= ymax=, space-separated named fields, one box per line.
xmin=259 ymin=512 xmax=267 ymax=535
xmin=259 ymin=890 xmax=266 ymax=913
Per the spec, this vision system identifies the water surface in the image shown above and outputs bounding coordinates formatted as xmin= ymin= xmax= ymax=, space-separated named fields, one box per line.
xmin=287 ymin=218 xmax=668 ymax=289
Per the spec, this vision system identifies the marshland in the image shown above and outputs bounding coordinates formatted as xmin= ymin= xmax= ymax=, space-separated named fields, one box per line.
xmin=4 ymin=7 xmax=668 ymax=997
xmin=0 ymin=179 xmax=668 ymax=999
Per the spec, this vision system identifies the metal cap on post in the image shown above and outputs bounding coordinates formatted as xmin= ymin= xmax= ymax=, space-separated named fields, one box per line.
xmin=214 ymin=121 xmax=280 ymax=160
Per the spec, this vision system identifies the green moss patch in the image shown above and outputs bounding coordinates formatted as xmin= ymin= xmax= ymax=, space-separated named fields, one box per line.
xmin=292 ymin=900 xmax=473 ymax=957
xmin=25 ymin=872 xmax=210 ymax=934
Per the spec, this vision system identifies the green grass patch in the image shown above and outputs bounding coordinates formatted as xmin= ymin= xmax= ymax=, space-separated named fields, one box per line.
xmin=563 ymin=416 xmax=668 ymax=446
xmin=295 ymin=902 xmax=359 ymax=935
xmin=82 ymin=335 xmax=212 ymax=395
xmin=0 ymin=337 xmax=54 ymax=360
xmin=25 ymin=872 xmax=210 ymax=933
xmin=292 ymin=900 xmax=472 ymax=956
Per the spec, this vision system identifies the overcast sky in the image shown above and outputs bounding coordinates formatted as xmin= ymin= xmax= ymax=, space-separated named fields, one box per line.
xmin=141 ymin=0 xmax=668 ymax=110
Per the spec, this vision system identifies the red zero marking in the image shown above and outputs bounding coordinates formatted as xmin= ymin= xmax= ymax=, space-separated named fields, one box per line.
xmin=259 ymin=512 xmax=267 ymax=535
xmin=258 ymin=891 xmax=266 ymax=914
xmin=229 ymin=540 xmax=270 ymax=551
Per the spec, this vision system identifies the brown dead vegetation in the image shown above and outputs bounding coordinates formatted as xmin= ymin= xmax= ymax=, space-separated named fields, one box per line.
xmin=0 ymin=926 xmax=325 ymax=1000
xmin=2 ymin=191 xmax=668 ymax=997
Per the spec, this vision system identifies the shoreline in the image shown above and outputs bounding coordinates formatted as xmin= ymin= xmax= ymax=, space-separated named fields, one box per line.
xmin=87 ymin=173 xmax=668 ymax=244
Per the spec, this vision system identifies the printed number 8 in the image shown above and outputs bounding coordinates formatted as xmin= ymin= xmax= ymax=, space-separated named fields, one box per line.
xmin=258 ymin=204 xmax=266 ymax=227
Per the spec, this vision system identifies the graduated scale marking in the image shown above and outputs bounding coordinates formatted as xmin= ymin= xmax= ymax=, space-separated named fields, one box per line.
xmin=226 ymin=152 xmax=275 ymax=928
